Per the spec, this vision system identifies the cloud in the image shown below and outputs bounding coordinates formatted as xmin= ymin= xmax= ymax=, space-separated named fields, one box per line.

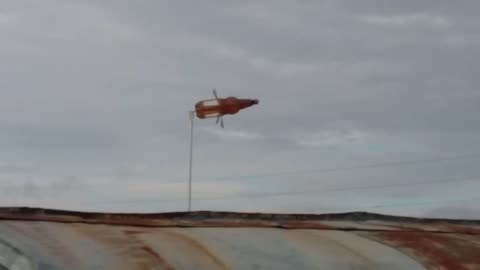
xmin=213 ymin=42 xmax=318 ymax=76
xmin=202 ymin=127 xmax=263 ymax=141
xmin=295 ymin=129 xmax=368 ymax=147
xmin=0 ymin=13 xmax=17 ymax=26
xmin=0 ymin=0 xmax=479 ymax=217
xmin=0 ymin=161 xmax=31 ymax=173
xmin=358 ymin=13 xmax=450 ymax=27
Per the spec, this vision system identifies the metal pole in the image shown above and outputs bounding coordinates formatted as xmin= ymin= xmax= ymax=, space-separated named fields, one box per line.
xmin=188 ymin=111 xmax=194 ymax=212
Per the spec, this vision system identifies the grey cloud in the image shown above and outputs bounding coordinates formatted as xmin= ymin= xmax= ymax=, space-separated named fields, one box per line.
xmin=0 ymin=0 xmax=479 ymax=216
xmin=70 ymin=1 xmax=476 ymax=137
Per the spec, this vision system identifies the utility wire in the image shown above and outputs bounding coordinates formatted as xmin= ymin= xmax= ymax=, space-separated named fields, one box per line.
xmin=92 ymin=153 xmax=480 ymax=187
xmin=206 ymin=153 xmax=480 ymax=181
xmin=97 ymin=175 xmax=480 ymax=204
xmin=300 ymin=197 xmax=480 ymax=212
xmin=144 ymin=153 xmax=480 ymax=184
xmin=348 ymin=197 xmax=480 ymax=210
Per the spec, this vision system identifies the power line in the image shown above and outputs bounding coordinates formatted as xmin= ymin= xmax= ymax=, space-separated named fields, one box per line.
xmin=206 ymin=153 xmax=480 ymax=181
xmin=207 ymin=175 xmax=479 ymax=201
xmin=89 ymin=153 xmax=480 ymax=188
xmin=303 ymin=197 xmax=480 ymax=212
xmin=96 ymin=175 xmax=480 ymax=204
xmin=351 ymin=197 xmax=480 ymax=210
xmin=146 ymin=153 xmax=480 ymax=184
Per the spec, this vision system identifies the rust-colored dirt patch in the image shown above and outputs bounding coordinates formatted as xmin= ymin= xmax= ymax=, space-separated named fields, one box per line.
xmin=379 ymin=232 xmax=480 ymax=270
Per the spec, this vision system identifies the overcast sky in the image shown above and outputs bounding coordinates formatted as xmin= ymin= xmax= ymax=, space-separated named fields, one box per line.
xmin=0 ymin=0 xmax=479 ymax=218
